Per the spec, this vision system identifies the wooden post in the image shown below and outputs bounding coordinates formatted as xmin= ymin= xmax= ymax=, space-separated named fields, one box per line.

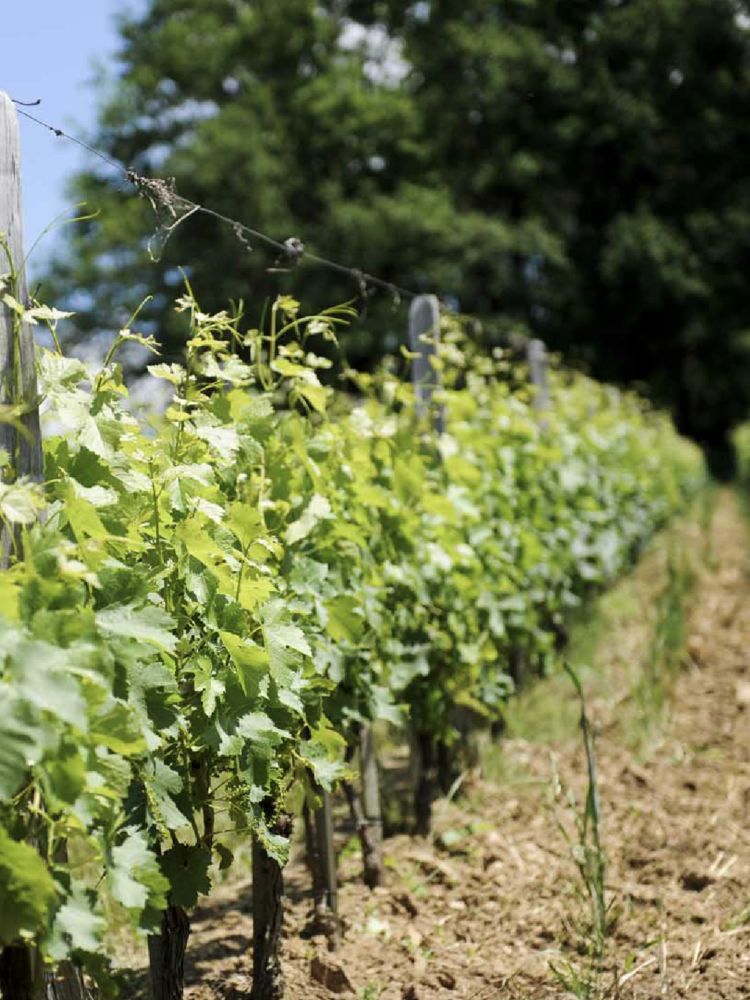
xmin=0 ymin=91 xmax=20 ymax=471
xmin=0 ymin=92 xmax=43 ymax=479
xmin=358 ymin=725 xmax=383 ymax=887
xmin=0 ymin=94 xmax=88 ymax=1000
xmin=0 ymin=92 xmax=43 ymax=570
xmin=509 ymin=337 xmax=550 ymax=690
xmin=408 ymin=294 xmax=447 ymax=835
xmin=408 ymin=294 xmax=445 ymax=433
xmin=342 ymin=725 xmax=383 ymax=889
xmin=314 ymin=793 xmax=339 ymax=929
xmin=526 ymin=337 xmax=550 ymax=412
xmin=303 ymin=790 xmax=340 ymax=945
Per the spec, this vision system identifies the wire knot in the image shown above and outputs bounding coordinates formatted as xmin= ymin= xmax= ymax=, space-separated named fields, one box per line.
xmin=267 ymin=236 xmax=306 ymax=272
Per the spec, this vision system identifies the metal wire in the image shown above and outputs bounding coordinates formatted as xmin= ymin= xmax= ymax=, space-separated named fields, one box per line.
xmin=13 ymin=100 xmax=421 ymax=306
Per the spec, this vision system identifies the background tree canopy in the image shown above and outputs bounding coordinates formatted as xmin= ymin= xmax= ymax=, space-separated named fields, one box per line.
xmin=43 ymin=0 xmax=750 ymax=474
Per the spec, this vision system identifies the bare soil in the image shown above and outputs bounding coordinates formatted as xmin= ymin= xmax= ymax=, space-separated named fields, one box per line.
xmin=125 ymin=489 xmax=750 ymax=999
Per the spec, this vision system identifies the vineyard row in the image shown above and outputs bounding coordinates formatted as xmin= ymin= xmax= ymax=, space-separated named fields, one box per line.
xmin=0 ymin=278 xmax=706 ymax=998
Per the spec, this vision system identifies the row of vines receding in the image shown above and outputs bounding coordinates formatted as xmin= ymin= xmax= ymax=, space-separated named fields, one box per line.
xmin=0 ymin=268 xmax=707 ymax=998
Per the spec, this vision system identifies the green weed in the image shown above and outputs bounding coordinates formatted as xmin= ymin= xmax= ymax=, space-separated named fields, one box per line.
xmin=359 ymin=982 xmax=384 ymax=1000
xmin=632 ymin=542 xmax=694 ymax=741
xmin=549 ymin=664 xmax=616 ymax=999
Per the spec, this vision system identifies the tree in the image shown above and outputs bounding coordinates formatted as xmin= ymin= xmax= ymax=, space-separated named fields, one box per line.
xmin=44 ymin=0 xmax=750 ymax=471
xmin=335 ymin=0 xmax=750 ymax=472
xmin=542 ymin=0 xmax=750 ymax=473
xmin=43 ymin=0 xmax=435 ymax=368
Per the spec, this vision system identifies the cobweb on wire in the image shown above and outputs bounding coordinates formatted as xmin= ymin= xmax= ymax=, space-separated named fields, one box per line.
xmin=126 ymin=171 xmax=200 ymax=262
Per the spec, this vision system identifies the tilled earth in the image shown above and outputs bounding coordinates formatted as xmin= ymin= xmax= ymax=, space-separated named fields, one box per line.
xmin=129 ymin=490 xmax=750 ymax=999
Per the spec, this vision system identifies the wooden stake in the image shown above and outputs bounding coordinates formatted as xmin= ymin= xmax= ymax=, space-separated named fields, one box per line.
xmin=0 ymin=91 xmax=43 ymax=482
xmin=0 ymin=92 xmax=43 ymax=571
xmin=408 ymin=294 xmax=445 ymax=433
xmin=304 ymin=788 xmax=340 ymax=946
xmin=0 ymin=93 xmax=88 ymax=1000
xmin=526 ymin=337 xmax=550 ymax=412
xmin=359 ymin=726 xmax=384 ymax=887
xmin=314 ymin=792 xmax=339 ymax=929
xmin=408 ymin=294 xmax=447 ymax=835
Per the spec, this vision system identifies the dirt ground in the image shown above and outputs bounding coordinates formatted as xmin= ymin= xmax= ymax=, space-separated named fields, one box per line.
xmin=132 ymin=489 xmax=750 ymax=999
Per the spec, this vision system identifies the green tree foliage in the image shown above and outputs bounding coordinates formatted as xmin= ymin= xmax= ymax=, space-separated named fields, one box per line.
xmin=43 ymin=0 xmax=750 ymax=469
xmin=341 ymin=0 xmax=750 ymax=471
xmin=44 ymin=0 xmax=423 ymax=365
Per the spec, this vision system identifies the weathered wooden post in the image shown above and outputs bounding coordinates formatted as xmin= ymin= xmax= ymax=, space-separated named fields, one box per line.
xmin=336 ymin=299 xmax=448 ymax=872
xmin=408 ymin=293 xmax=445 ymax=432
xmin=0 ymin=92 xmax=89 ymax=1000
xmin=305 ymin=297 xmax=449 ymax=898
xmin=0 ymin=92 xmax=43 ymax=480
xmin=408 ymin=294 xmax=446 ymax=835
xmin=304 ymin=786 xmax=341 ymax=945
xmin=358 ymin=726 xmax=383 ymax=886
xmin=526 ymin=337 xmax=550 ymax=412
xmin=509 ymin=338 xmax=550 ymax=692
xmin=313 ymin=791 xmax=339 ymax=931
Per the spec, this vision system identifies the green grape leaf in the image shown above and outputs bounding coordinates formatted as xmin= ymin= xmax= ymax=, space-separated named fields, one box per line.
xmin=0 ymin=481 xmax=44 ymax=524
xmin=289 ymin=558 xmax=329 ymax=596
xmin=64 ymin=492 xmax=110 ymax=542
xmin=160 ymin=463 xmax=214 ymax=487
xmin=260 ymin=599 xmax=312 ymax=669
xmin=277 ymin=687 xmax=305 ymax=714
xmin=0 ymin=727 xmax=36 ymax=798
xmin=324 ymin=595 xmax=364 ymax=643
xmin=46 ymin=739 xmax=87 ymax=805
xmin=215 ymin=720 xmax=244 ymax=757
xmin=108 ymin=828 xmax=170 ymax=913
xmin=69 ymin=479 xmax=119 ymax=507
xmin=89 ymin=702 xmax=147 ymax=756
xmin=215 ymin=843 xmax=234 ymax=870
xmin=193 ymin=422 xmax=240 ymax=457
xmin=174 ymin=518 xmax=226 ymax=570
xmin=45 ymin=883 xmax=105 ymax=960
xmin=160 ymin=845 xmax=212 ymax=909
xmin=285 ymin=493 xmax=334 ymax=545
xmin=0 ymin=575 xmax=20 ymax=620
xmin=147 ymin=362 xmax=185 ymax=384
xmin=296 ymin=382 xmax=328 ymax=414
xmin=189 ymin=656 xmax=225 ymax=716
xmin=37 ymin=351 xmax=89 ymax=389
xmin=351 ymin=482 xmax=389 ymax=508
xmin=144 ymin=760 xmax=189 ymax=831
xmin=270 ymin=357 xmax=306 ymax=377
xmin=219 ymin=632 xmax=269 ymax=697
xmin=95 ymin=604 xmax=177 ymax=652
xmin=86 ymin=748 xmax=133 ymax=801
xmin=0 ymin=687 xmax=50 ymax=797
xmin=226 ymin=502 xmax=263 ymax=549
xmin=369 ymin=685 xmax=405 ymax=726
xmin=235 ymin=712 xmax=290 ymax=761
xmin=127 ymin=659 xmax=179 ymax=751
xmin=298 ymin=739 xmax=348 ymax=791
xmin=18 ymin=658 xmax=88 ymax=731
xmin=235 ymin=576 xmax=276 ymax=612
xmin=0 ymin=825 xmax=58 ymax=944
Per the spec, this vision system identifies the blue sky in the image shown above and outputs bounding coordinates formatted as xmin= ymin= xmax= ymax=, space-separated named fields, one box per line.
xmin=4 ymin=1 xmax=146 ymax=277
